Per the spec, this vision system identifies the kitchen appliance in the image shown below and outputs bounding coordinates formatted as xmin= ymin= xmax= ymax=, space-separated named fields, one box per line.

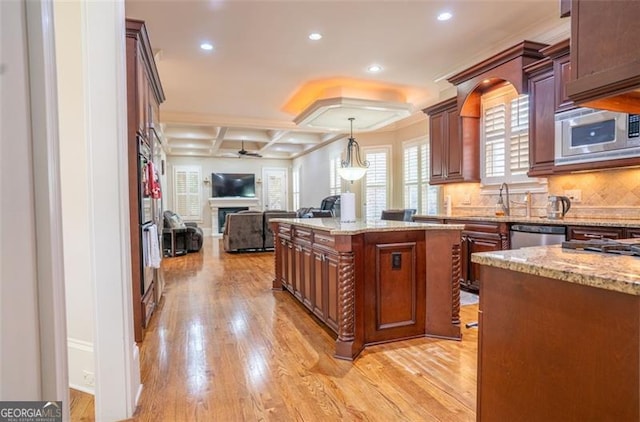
xmin=510 ymin=224 xmax=567 ymax=249
xmin=546 ymin=195 xmax=571 ymax=220
xmin=562 ymin=239 xmax=640 ymax=257
xmin=555 ymin=107 xmax=640 ymax=166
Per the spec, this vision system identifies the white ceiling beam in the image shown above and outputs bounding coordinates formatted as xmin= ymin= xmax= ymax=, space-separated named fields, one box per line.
xmin=258 ymin=130 xmax=289 ymax=154
xmin=210 ymin=126 xmax=227 ymax=154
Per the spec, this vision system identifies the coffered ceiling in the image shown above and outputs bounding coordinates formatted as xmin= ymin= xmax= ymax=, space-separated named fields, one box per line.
xmin=124 ymin=0 xmax=569 ymax=159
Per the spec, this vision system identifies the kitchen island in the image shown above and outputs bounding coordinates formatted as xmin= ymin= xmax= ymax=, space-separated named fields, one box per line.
xmin=270 ymin=218 xmax=464 ymax=360
xmin=472 ymin=243 xmax=640 ymax=421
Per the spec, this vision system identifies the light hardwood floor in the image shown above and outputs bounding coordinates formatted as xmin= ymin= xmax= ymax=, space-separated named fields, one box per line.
xmin=74 ymin=237 xmax=479 ymax=421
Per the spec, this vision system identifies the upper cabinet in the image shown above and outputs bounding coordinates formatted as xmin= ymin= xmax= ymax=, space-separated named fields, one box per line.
xmin=423 ymin=98 xmax=478 ymax=184
xmin=126 ymin=19 xmax=165 ymax=143
xmin=566 ymin=0 xmax=640 ymax=114
xmin=524 ymin=39 xmax=572 ymax=176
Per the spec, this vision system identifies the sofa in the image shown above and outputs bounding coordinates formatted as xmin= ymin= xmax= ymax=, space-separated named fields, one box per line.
xmin=223 ymin=210 xmax=296 ymax=252
xmin=163 ymin=210 xmax=204 ymax=254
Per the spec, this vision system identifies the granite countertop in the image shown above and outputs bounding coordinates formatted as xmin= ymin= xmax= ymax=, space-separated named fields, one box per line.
xmin=471 ymin=244 xmax=640 ymax=295
xmin=415 ymin=214 xmax=640 ymax=228
xmin=270 ymin=218 xmax=464 ymax=235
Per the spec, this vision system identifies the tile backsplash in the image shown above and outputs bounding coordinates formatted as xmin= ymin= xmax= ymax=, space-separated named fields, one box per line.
xmin=442 ymin=167 xmax=640 ymax=219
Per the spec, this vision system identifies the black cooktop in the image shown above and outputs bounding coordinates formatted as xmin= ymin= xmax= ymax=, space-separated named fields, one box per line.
xmin=562 ymin=239 xmax=640 ymax=256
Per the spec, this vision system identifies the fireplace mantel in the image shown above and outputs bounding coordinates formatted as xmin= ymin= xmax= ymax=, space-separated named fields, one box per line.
xmin=208 ymin=197 xmax=261 ymax=237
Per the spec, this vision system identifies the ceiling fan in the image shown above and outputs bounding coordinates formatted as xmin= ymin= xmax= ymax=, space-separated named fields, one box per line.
xmin=237 ymin=141 xmax=262 ymax=158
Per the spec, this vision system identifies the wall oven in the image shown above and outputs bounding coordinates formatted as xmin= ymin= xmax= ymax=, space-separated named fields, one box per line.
xmin=555 ymin=107 xmax=640 ymax=166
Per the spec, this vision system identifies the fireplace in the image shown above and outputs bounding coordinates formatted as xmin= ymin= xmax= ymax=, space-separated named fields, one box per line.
xmin=218 ymin=207 xmax=249 ymax=233
xmin=208 ymin=197 xmax=261 ymax=237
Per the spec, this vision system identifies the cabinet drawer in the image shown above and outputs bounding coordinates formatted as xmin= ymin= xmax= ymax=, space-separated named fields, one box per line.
xmin=567 ymin=226 xmax=625 ymax=240
xmin=294 ymin=228 xmax=313 ymax=243
xmin=624 ymin=228 xmax=640 ymax=239
xmin=278 ymin=224 xmax=291 ymax=237
xmin=449 ymin=220 xmax=506 ymax=235
xmin=314 ymin=232 xmax=336 ymax=250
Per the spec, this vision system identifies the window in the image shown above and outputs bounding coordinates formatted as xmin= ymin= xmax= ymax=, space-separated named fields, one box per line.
xmin=363 ymin=146 xmax=390 ymax=221
xmin=173 ymin=165 xmax=202 ymax=221
xmin=292 ymin=165 xmax=300 ymax=211
xmin=403 ymin=139 xmax=440 ymax=215
xmin=329 ymin=155 xmax=342 ymax=196
xmin=481 ymin=84 xmax=535 ymax=187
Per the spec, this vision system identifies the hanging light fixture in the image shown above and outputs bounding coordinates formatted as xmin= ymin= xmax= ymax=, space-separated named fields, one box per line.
xmin=338 ymin=118 xmax=369 ymax=182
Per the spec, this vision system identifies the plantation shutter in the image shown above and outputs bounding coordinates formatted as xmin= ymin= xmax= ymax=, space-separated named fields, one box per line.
xmin=173 ymin=166 xmax=202 ymax=220
xmin=481 ymin=84 xmax=534 ymax=186
xmin=364 ymin=148 xmax=389 ymax=221
xmin=329 ymin=155 xmax=342 ymax=196
xmin=292 ymin=166 xmax=300 ymax=211
xmin=403 ymin=145 xmax=419 ymax=210
xmin=510 ymin=94 xmax=529 ymax=176
xmin=484 ymin=103 xmax=506 ymax=178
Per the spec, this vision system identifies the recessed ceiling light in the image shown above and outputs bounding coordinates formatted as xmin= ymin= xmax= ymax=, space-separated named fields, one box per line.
xmin=200 ymin=42 xmax=214 ymax=51
xmin=367 ymin=64 xmax=383 ymax=73
xmin=308 ymin=32 xmax=322 ymax=41
xmin=437 ymin=11 xmax=453 ymax=21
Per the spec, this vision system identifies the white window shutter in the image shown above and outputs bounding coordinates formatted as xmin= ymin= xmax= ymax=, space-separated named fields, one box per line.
xmin=329 ymin=155 xmax=342 ymax=196
xmin=173 ymin=165 xmax=202 ymax=220
xmin=364 ymin=148 xmax=389 ymax=221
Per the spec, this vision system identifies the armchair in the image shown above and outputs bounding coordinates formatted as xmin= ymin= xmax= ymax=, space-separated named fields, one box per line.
xmin=163 ymin=210 xmax=203 ymax=254
xmin=380 ymin=209 xmax=417 ymax=222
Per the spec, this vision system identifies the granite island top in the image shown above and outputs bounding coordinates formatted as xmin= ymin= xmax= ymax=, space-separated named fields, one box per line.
xmin=415 ymin=214 xmax=640 ymax=228
xmin=471 ymin=244 xmax=640 ymax=295
xmin=269 ymin=217 xmax=464 ymax=235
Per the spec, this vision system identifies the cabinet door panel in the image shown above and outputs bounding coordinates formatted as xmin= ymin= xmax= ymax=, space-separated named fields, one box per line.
xmin=528 ymin=67 xmax=556 ymax=176
xmin=325 ymin=253 xmax=340 ymax=333
xmin=293 ymin=244 xmax=303 ymax=300
xmin=429 ymin=113 xmax=446 ymax=182
xmin=468 ymin=236 xmax=502 ymax=289
xmin=302 ymin=245 xmax=313 ymax=308
xmin=446 ymin=108 xmax=462 ymax=179
xmin=312 ymin=251 xmax=325 ymax=320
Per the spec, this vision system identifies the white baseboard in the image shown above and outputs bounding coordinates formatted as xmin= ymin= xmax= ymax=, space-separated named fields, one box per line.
xmin=67 ymin=337 xmax=95 ymax=395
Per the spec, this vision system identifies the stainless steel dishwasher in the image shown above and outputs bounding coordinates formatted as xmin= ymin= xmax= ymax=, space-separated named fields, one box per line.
xmin=509 ymin=224 xmax=566 ymax=249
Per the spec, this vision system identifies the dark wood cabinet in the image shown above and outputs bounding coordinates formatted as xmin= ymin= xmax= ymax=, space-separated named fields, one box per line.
xmin=566 ymin=0 xmax=640 ymax=114
xmin=625 ymin=228 xmax=640 ymax=239
xmin=415 ymin=217 xmax=509 ymax=292
xmin=567 ymin=225 xmax=626 ymax=241
xmin=477 ymin=264 xmax=640 ymax=421
xmin=272 ymin=220 xmax=463 ymax=359
xmin=525 ymin=39 xmax=573 ymax=177
xmin=126 ymin=19 xmax=165 ymax=342
xmin=525 ymin=58 xmax=556 ymax=176
xmin=450 ymin=220 xmax=509 ymax=292
xmin=423 ymin=98 xmax=479 ymax=184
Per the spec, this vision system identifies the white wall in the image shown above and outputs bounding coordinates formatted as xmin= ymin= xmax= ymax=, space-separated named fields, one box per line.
xmin=54 ymin=0 xmax=96 ymax=394
xmin=0 ymin=0 xmax=43 ymax=400
xmin=294 ymin=138 xmax=348 ymax=210
xmin=166 ymin=156 xmax=292 ymax=228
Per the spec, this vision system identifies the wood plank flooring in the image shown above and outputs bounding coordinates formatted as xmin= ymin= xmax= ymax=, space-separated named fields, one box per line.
xmin=75 ymin=237 xmax=479 ymax=421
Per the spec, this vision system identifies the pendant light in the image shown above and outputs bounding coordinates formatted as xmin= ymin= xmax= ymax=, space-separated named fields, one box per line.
xmin=337 ymin=118 xmax=369 ymax=182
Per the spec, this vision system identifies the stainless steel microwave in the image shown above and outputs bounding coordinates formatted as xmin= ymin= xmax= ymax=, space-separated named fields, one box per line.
xmin=554 ymin=107 xmax=640 ymax=166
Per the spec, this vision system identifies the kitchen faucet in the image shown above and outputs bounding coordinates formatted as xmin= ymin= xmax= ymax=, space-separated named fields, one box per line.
xmin=497 ymin=183 xmax=510 ymax=216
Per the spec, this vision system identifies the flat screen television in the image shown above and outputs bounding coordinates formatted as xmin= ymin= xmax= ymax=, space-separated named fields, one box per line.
xmin=211 ymin=173 xmax=256 ymax=198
